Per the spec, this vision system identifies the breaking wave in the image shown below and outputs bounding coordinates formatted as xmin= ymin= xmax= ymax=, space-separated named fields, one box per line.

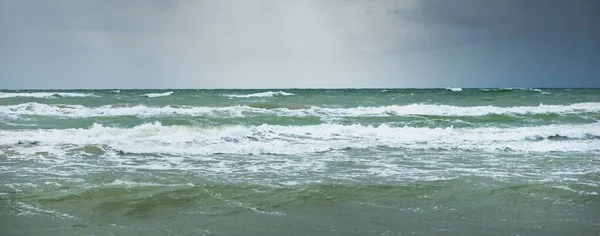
xmin=223 ymin=91 xmax=295 ymax=98
xmin=143 ymin=91 xmax=173 ymax=98
xmin=446 ymin=88 xmax=463 ymax=92
xmin=0 ymin=92 xmax=96 ymax=99
xmin=1 ymin=102 xmax=599 ymax=118
xmin=479 ymin=88 xmax=548 ymax=93
xmin=3 ymin=122 xmax=599 ymax=156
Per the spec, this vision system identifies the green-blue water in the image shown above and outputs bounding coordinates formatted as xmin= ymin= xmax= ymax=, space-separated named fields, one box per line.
xmin=1 ymin=88 xmax=599 ymax=235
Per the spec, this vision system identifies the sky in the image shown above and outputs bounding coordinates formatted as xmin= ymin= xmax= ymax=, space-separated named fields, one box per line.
xmin=0 ymin=0 xmax=599 ymax=89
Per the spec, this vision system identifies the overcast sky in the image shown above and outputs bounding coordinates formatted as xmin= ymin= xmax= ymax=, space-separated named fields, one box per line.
xmin=1 ymin=0 xmax=599 ymax=89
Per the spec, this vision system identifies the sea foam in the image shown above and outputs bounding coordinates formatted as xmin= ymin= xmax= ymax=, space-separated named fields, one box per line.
xmin=1 ymin=102 xmax=599 ymax=118
xmin=143 ymin=91 xmax=173 ymax=98
xmin=0 ymin=92 xmax=96 ymax=99
xmin=2 ymin=122 xmax=599 ymax=156
xmin=223 ymin=91 xmax=295 ymax=98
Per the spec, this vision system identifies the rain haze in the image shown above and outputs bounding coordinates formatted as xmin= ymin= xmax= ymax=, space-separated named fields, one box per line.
xmin=0 ymin=0 xmax=599 ymax=89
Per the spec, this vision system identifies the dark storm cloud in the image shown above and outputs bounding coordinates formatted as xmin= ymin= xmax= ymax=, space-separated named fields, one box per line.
xmin=0 ymin=0 xmax=598 ymax=89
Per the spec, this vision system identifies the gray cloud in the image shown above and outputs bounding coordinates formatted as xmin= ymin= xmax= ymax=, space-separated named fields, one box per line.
xmin=0 ymin=0 xmax=599 ymax=89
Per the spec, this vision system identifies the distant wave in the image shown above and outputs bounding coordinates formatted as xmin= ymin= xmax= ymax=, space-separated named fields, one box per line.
xmin=3 ymin=122 xmax=599 ymax=156
xmin=143 ymin=91 xmax=173 ymax=98
xmin=0 ymin=92 xmax=97 ymax=99
xmin=446 ymin=87 xmax=463 ymax=92
xmin=479 ymin=88 xmax=548 ymax=94
xmin=1 ymin=102 xmax=599 ymax=118
xmin=224 ymin=91 xmax=295 ymax=98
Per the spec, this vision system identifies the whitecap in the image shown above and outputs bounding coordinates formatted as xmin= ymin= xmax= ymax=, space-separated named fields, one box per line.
xmin=143 ymin=91 xmax=173 ymax=98
xmin=0 ymin=92 xmax=96 ymax=99
xmin=446 ymin=87 xmax=462 ymax=92
xmin=479 ymin=88 xmax=549 ymax=94
xmin=2 ymin=102 xmax=599 ymax=118
xmin=2 ymin=122 xmax=599 ymax=156
xmin=223 ymin=91 xmax=295 ymax=98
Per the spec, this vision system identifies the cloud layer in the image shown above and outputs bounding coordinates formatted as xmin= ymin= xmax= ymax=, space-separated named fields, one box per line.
xmin=1 ymin=0 xmax=599 ymax=89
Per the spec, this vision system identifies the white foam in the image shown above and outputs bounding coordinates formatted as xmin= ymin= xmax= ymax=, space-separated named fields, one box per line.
xmin=446 ymin=87 xmax=462 ymax=92
xmin=223 ymin=91 xmax=295 ymax=98
xmin=143 ymin=91 xmax=173 ymax=98
xmin=1 ymin=122 xmax=599 ymax=156
xmin=479 ymin=88 xmax=548 ymax=93
xmin=0 ymin=102 xmax=251 ymax=118
xmin=108 ymin=179 xmax=189 ymax=187
xmin=203 ymin=187 xmax=286 ymax=216
xmin=0 ymin=92 xmax=96 ymax=99
xmin=553 ymin=185 xmax=599 ymax=196
xmin=1 ymin=102 xmax=599 ymax=118
xmin=0 ymin=120 xmax=39 ymax=127
xmin=16 ymin=202 xmax=78 ymax=219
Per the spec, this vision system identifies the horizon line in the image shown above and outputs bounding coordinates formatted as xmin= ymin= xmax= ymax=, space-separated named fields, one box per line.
xmin=2 ymin=86 xmax=600 ymax=91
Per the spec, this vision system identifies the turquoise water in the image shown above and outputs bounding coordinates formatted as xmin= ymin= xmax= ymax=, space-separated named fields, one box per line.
xmin=0 ymin=88 xmax=599 ymax=235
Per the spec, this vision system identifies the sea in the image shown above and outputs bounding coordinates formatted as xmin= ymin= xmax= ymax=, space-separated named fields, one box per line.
xmin=0 ymin=88 xmax=599 ymax=236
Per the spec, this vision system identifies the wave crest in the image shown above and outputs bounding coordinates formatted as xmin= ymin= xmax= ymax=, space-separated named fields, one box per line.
xmin=223 ymin=91 xmax=295 ymax=98
xmin=143 ymin=91 xmax=173 ymax=98
xmin=3 ymin=122 xmax=599 ymax=155
xmin=446 ymin=88 xmax=462 ymax=92
xmin=0 ymin=92 xmax=97 ymax=99
xmin=1 ymin=102 xmax=599 ymax=118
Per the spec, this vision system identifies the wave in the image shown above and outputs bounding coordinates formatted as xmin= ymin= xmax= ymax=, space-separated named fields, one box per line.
xmin=223 ymin=91 xmax=295 ymax=98
xmin=1 ymin=102 xmax=599 ymax=118
xmin=143 ymin=91 xmax=173 ymax=98
xmin=0 ymin=92 xmax=96 ymax=99
xmin=2 ymin=122 xmax=599 ymax=155
xmin=479 ymin=88 xmax=548 ymax=94
xmin=446 ymin=87 xmax=462 ymax=92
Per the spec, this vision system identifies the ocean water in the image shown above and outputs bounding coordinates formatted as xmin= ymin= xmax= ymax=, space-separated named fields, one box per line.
xmin=0 ymin=88 xmax=599 ymax=235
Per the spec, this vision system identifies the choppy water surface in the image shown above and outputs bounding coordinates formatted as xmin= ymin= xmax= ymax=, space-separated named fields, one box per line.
xmin=1 ymin=88 xmax=599 ymax=235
